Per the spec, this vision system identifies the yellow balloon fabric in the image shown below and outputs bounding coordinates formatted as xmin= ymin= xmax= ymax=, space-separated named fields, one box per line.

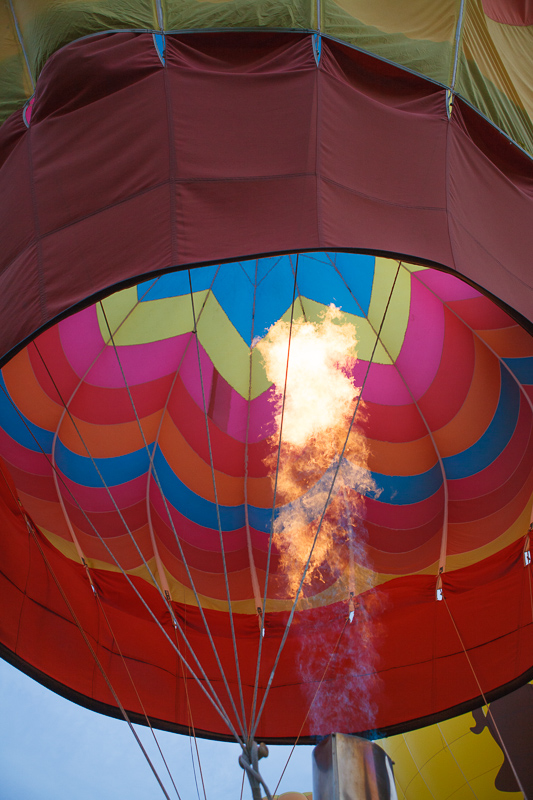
xmin=381 ymin=682 xmax=532 ymax=799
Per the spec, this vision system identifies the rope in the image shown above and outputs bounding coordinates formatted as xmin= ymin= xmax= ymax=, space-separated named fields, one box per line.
xmin=250 ymin=261 xmax=401 ymax=740
xmin=99 ymin=287 xmax=250 ymax=742
xmin=95 ymin=593 xmax=182 ymax=799
xmin=443 ymin=598 xmax=527 ymax=798
xmin=178 ymin=627 xmax=202 ymax=800
xmin=178 ymin=632 xmax=208 ymax=800
xmin=49 ymin=279 xmax=165 ymax=589
xmin=23 ymin=514 xmax=174 ymax=800
xmin=239 ymin=741 xmax=272 ymax=800
xmin=29 ymin=331 xmax=245 ymax=740
xmin=243 ymin=258 xmax=263 ymax=618
xmin=188 ymin=268 xmax=249 ymax=741
xmin=273 ymin=616 xmax=349 ymax=797
xmin=524 ymin=529 xmax=533 ymax=744
xmin=33 ymin=339 xmax=176 ymax=622
xmin=249 ymin=254 xmax=300 ymax=734
xmin=0 ymin=378 xmax=244 ymax=744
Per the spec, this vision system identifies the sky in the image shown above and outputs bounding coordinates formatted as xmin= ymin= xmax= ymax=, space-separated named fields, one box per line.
xmin=0 ymin=658 xmax=313 ymax=800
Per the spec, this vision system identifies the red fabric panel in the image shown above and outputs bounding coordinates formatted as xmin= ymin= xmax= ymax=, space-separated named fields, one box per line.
xmin=362 ymin=399 xmax=430 ymax=442
xmin=448 ymin=399 xmax=532 ymax=502
xmin=1 ymin=467 xmax=532 ymax=740
xmin=167 ymin=34 xmax=317 ymax=181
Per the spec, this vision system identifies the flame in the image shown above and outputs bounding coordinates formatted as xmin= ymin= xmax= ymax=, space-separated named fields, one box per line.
xmin=257 ymin=305 xmax=376 ymax=597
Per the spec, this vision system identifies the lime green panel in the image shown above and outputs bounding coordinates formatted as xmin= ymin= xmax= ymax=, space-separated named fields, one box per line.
xmin=484 ymin=16 xmax=533 ymax=147
xmin=198 ymin=292 xmax=267 ymax=399
xmin=455 ymin=0 xmax=533 ymax=155
xmin=0 ymin=52 xmax=31 ymax=123
xmin=0 ymin=1 xmax=33 ymax=124
xmin=98 ymin=287 xmax=200 ymax=344
xmin=164 ymin=0 xmax=314 ymax=34
xmin=367 ymin=258 xmax=410 ymax=365
xmin=97 ymin=288 xmax=271 ymax=399
xmin=296 ymin=295 xmax=394 ymax=365
xmin=455 ymin=53 xmax=533 ymax=154
xmin=12 ymin=0 xmax=156 ymax=77
xmin=10 ymin=0 xmax=314 ymax=81
xmin=322 ymin=0 xmax=459 ymax=86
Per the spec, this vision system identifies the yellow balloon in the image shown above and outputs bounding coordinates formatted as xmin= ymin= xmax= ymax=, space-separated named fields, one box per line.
xmin=271 ymin=794 xmax=310 ymax=800
xmin=381 ymin=682 xmax=532 ymax=799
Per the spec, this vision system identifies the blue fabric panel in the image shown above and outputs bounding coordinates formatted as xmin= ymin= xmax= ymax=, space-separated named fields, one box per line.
xmin=332 ymin=252 xmax=375 ymax=316
xmin=152 ymin=33 xmax=165 ymax=64
xmin=298 ymin=253 xmax=373 ymax=317
xmin=504 ymin=356 xmax=533 ymax=386
xmin=254 ymin=257 xmax=300 ymax=341
xmin=54 ymin=440 xmax=153 ymax=487
xmin=0 ymin=375 xmax=54 ymax=452
xmin=370 ymin=462 xmax=442 ymax=505
xmin=442 ymin=365 xmax=520 ymax=479
xmin=212 ymin=262 xmax=255 ymax=344
xmin=153 ymin=448 xmax=246 ymax=531
xmin=137 ymin=265 xmax=219 ymax=301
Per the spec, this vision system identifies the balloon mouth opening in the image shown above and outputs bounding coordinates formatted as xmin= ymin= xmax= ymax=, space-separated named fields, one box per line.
xmin=0 ymin=250 xmax=532 ymax=741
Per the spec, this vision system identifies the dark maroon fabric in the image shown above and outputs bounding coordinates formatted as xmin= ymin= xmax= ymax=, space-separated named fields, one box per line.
xmin=0 ymin=31 xmax=532 ymax=369
xmin=317 ymin=41 xmax=452 ymax=269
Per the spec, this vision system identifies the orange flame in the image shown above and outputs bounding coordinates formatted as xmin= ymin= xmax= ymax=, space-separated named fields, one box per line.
xmin=258 ymin=306 xmax=376 ymax=598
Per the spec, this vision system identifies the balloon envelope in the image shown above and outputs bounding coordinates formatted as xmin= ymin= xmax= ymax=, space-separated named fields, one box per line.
xmin=0 ymin=0 xmax=532 ymax=744
xmin=382 ymin=681 xmax=533 ymax=799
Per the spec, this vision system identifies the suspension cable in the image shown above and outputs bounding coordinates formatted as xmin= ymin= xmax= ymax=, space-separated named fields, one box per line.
xmin=178 ymin=627 xmax=208 ymax=800
xmin=30 ymin=334 xmax=244 ymax=738
xmin=243 ymin=259 xmax=263 ymax=619
xmin=0 ymin=377 xmax=244 ymax=745
xmin=96 ymin=593 xmax=182 ymax=799
xmin=250 ymin=261 xmax=401 ymax=739
xmin=39 ymin=275 xmax=247 ymax=742
xmin=98 ymin=284 xmax=251 ymax=741
xmin=335 ymin=258 xmax=451 ymax=574
xmin=188 ymin=268 xmax=249 ymax=741
xmin=23 ymin=513 xmax=175 ymax=800
xmin=273 ymin=615 xmax=350 ymax=797
xmin=443 ymin=598 xmax=527 ymax=797
xmin=249 ymin=254 xmax=300 ymax=735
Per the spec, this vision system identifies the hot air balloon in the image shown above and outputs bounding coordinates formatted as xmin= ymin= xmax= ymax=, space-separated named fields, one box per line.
xmin=381 ymin=680 xmax=533 ymax=799
xmin=0 ymin=0 xmax=532 ymax=795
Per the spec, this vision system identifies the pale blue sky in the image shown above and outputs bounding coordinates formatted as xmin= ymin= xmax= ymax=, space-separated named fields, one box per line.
xmin=0 ymin=658 xmax=313 ymax=799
